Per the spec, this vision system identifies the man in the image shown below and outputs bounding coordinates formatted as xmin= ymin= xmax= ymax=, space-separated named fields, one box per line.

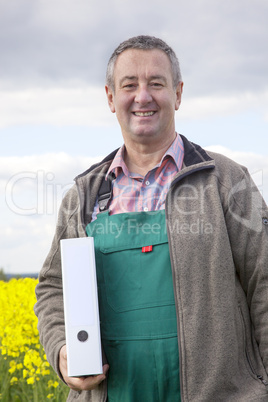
xmin=35 ymin=35 xmax=268 ymax=401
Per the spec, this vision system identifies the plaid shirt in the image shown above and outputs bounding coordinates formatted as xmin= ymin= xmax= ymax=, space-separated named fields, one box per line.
xmin=91 ymin=133 xmax=184 ymax=220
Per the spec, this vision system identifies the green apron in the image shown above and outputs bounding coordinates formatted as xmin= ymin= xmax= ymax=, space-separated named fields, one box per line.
xmin=86 ymin=210 xmax=181 ymax=402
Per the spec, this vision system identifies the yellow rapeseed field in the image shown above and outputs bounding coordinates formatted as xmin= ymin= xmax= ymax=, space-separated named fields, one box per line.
xmin=0 ymin=278 xmax=69 ymax=401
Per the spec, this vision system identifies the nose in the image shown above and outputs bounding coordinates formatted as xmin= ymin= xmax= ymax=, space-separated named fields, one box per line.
xmin=134 ymin=85 xmax=153 ymax=105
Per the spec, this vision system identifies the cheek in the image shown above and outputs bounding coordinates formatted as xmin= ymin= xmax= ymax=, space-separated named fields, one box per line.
xmin=114 ymin=95 xmax=132 ymax=114
xmin=159 ymin=92 xmax=177 ymax=109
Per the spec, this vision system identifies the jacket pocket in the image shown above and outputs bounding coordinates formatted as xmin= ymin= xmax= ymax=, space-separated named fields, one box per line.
xmin=238 ymin=305 xmax=268 ymax=389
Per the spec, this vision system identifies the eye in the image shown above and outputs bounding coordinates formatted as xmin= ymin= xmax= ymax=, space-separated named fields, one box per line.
xmin=151 ymin=82 xmax=163 ymax=88
xmin=123 ymin=83 xmax=136 ymax=89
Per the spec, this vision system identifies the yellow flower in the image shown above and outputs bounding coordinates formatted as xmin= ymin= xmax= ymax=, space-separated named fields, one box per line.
xmin=10 ymin=377 xmax=18 ymax=385
xmin=9 ymin=360 xmax=16 ymax=374
xmin=27 ymin=377 xmax=35 ymax=385
xmin=0 ymin=278 xmax=63 ymax=395
xmin=48 ymin=380 xmax=59 ymax=389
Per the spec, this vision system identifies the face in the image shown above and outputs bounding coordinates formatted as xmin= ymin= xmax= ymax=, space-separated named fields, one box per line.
xmin=106 ymin=49 xmax=183 ymax=148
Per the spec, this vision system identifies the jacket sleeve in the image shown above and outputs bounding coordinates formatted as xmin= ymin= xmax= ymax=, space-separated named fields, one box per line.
xmin=34 ymin=185 xmax=86 ymax=379
xmin=224 ymin=166 xmax=268 ymax=373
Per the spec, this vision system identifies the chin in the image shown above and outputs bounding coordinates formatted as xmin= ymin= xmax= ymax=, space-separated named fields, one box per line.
xmin=133 ymin=132 xmax=158 ymax=142
xmin=132 ymin=127 xmax=159 ymax=137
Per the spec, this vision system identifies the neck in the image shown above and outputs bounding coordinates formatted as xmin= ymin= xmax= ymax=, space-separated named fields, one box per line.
xmin=124 ymin=134 xmax=176 ymax=176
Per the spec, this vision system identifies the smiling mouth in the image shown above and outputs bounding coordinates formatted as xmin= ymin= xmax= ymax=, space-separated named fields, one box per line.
xmin=133 ymin=111 xmax=156 ymax=117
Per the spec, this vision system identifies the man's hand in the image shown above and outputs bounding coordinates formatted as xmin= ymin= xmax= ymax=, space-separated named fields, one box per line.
xmin=59 ymin=345 xmax=109 ymax=391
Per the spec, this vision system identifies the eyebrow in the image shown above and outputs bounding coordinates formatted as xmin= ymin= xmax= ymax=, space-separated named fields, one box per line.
xmin=150 ymin=75 xmax=167 ymax=83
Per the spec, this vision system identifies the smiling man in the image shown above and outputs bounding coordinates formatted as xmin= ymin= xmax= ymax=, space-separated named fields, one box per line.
xmin=35 ymin=36 xmax=268 ymax=401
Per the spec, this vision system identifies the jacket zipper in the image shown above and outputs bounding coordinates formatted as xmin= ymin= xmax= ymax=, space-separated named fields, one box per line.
xmin=245 ymin=348 xmax=268 ymax=388
xmin=257 ymin=375 xmax=268 ymax=388
xmin=165 ymin=163 xmax=215 ymax=402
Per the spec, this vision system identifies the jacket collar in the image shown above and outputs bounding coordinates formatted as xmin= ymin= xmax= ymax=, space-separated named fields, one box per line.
xmin=180 ymin=134 xmax=214 ymax=166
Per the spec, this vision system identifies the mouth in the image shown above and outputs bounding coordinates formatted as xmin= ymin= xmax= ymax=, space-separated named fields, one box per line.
xmin=133 ymin=111 xmax=156 ymax=117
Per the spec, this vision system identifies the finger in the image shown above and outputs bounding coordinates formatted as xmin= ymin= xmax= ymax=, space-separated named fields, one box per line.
xmin=66 ymin=364 xmax=109 ymax=391
xmin=103 ymin=364 xmax=109 ymax=375
xmin=60 ymin=344 xmax=67 ymax=360
xmin=67 ymin=374 xmax=104 ymax=391
xmin=78 ymin=364 xmax=109 ymax=390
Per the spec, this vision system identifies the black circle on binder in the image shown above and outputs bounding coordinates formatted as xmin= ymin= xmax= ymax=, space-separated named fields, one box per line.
xmin=77 ymin=330 xmax=89 ymax=342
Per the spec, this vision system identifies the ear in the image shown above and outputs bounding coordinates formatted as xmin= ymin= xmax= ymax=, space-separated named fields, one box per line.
xmin=105 ymin=85 xmax=116 ymax=113
xmin=175 ymin=81 xmax=184 ymax=111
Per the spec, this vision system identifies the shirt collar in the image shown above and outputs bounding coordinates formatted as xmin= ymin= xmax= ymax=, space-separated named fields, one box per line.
xmin=107 ymin=133 xmax=184 ymax=178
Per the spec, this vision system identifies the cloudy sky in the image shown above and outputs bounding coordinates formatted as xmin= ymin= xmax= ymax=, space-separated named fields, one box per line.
xmin=1 ymin=0 xmax=268 ymax=274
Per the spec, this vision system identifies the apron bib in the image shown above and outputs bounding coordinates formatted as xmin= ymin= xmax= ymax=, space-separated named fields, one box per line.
xmin=86 ymin=210 xmax=181 ymax=402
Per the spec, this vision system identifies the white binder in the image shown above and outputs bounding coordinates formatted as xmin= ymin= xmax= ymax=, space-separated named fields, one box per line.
xmin=60 ymin=237 xmax=103 ymax=377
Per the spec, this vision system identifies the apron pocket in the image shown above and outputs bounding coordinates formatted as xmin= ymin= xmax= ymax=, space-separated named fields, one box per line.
xmin=100 ymin=241 xmax=175 ymax=313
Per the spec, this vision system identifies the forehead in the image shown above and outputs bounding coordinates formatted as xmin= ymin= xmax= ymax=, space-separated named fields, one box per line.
xmin=113 ymin=48 xmax=173 ymax=82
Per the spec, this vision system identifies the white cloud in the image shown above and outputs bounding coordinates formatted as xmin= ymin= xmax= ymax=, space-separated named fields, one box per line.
xmin=0 ymin=86 xmax=115 ymax=128
xmin=1 ymin=152 xmax=103 ymax=216
xmin=0 ymin=152 xmax=103 ymax=274
xmin=205 ymin=145 xmax=268 ymax=202
xmin=180 ymin=90 xmax=268 ymax=121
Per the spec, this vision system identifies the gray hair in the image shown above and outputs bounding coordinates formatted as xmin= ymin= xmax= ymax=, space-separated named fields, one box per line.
xmin=106 ymin=35 xmax=182 ymax=91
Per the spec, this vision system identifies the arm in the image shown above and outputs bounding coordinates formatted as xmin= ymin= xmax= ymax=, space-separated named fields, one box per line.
xmin=34 ymin=185 xmax=89 ymax=381
xmin=224 ymin=167 xmax=268 ymax=372
xmin=35 ymin=165 xmax=110 ymax=393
